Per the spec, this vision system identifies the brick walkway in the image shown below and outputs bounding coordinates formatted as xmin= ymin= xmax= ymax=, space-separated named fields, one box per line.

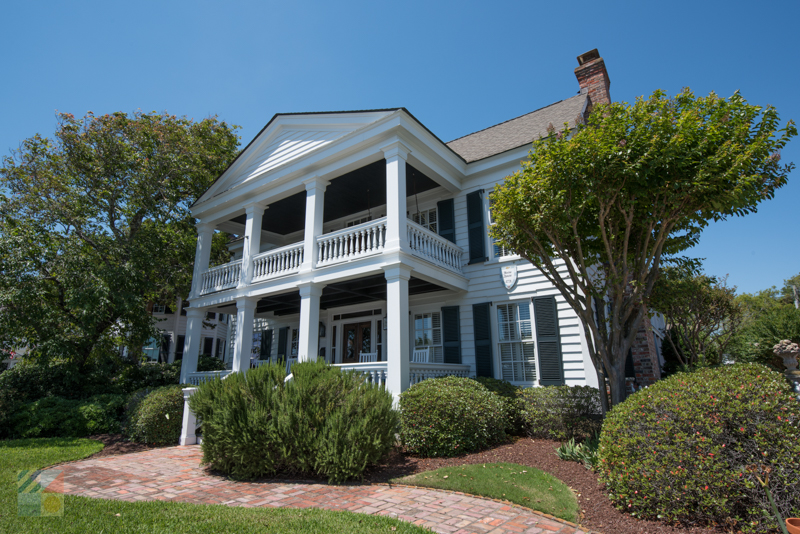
xmin=44 ymin=446 xmax=592 ymax=534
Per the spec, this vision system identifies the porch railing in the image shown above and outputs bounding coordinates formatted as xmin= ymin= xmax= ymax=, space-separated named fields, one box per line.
xmin=253 ymin=242 xmax=304 ymax=282
xmin=334 ymin=362 xmax=388 ymax=385
xmin=186 ymin=370 xmax=232 ymax=385
xmin=200 ymin=260 xmax=242 ymax=295
xmin=406 ymin=220 xmax=463 ymax=275
xmin=409 ymin=362 xmax=471 ymax=385
xmin=317 ymin=217 xmax=386 ymax=267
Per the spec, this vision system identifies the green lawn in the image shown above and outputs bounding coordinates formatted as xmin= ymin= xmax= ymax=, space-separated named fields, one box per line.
xmin=0 ymin=437 xmax=427 ymax=533
xmin=392 ymin=463 xmax=579 ymax=523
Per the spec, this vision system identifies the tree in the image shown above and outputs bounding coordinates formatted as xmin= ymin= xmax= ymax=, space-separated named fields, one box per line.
xmin=729 ymin=286 xmax=800 ymax=367
xmin=0 ymin=111 xmax=239 ymax=368
xmin=780 ymin=272 xmax=800 ymax=308
xmin=649 ymin=267 xmax=742 ymax=369
xmin=490 ymin=89 xmax=796 ymax=409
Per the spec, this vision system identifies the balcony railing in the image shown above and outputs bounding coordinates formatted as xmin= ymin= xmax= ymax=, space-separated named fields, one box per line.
xmin=407 ymin=220 xmax=463 ymax=275
xmin=335 ymin=361 xmax=471 ymax=387
xmin=200 ymin=260 xmax=242 ymax=295
xmin=317 ymin=217 xmax=386 ymax=267
xmin=253 ymin=242 xmax=304 ymax=282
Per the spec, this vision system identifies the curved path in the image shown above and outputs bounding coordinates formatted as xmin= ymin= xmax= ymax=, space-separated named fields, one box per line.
xmin=44 ymin=446 xmax=591 ymax=534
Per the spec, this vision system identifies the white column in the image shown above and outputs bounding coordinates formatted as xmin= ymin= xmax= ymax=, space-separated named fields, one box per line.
xmin=190 ymin=223 xmax=215 ymax=298
xmin=382 ymin=141 xmax=411 ymax=252
xmin=179 ymin=308 xmax=205 ymax=384
xmin=385 ymin=264 xmax=412 ymax=402
xmin=300 ymin=177 xmax=329 ymax=273
xmin=179 ymin=387 xmax=198 ymax=446
xmin=232 ymin=297 xmax=257 ymax=373
xmin=298 ymin=282 xmax=325 ymax=362
xmin=239 ymin=203 xmax=266 ymax=287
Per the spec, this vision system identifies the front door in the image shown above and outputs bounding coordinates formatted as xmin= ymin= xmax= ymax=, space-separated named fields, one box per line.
xmin=342 ymin=322 xmax=371 ymax=364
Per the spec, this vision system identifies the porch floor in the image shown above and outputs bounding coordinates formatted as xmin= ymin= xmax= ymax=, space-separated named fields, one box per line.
xmin=43 ymin=446 xmax=588 ymax=534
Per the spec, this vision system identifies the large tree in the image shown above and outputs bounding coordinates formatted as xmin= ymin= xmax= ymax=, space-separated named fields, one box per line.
xmin=490 ymin=89 xmax=795 ymax=409
xmin=0 ymin=111 xmax=239 ymax=368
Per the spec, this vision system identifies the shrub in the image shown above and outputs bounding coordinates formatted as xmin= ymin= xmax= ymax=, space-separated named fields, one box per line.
xmin=473 ymin=376 xmax=526 ymax=434
xmin=125 ymin=386 xmax=184 ymax=445
xmin=599 ymin=364 xmax=800 ymax=533
xmin=189 ymin=360 xmax=398 ymax=483
xmin=399 ymin=376 xmax=507 ymax=457
xmin=10 ymin=394 xmax=126 ymax=438
xmin=114 ymin=361 xmax=180 ymax=393
xmin=197 ymin=355 xmax=227 ymax=372
xmin=556 ymin=435 xmax=599 ymax=470
xmin=519 ymin=385 xmax=602 ymax=441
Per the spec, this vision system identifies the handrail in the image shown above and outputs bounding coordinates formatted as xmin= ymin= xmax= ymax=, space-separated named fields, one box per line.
xmin=406 ymin=220 xmax=463 ymax=274
xmin=186 ymin=370 xmax=232 ymax=386
xmin=252 ymin=242 xmax=304 ymax=281
xmin=200 ymin=261 xmax=242 ymax=295
xmin=317 ymin=217 xmax=387 ymax=267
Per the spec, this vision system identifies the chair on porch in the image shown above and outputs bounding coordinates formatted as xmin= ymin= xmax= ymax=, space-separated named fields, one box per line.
xmin=412 ymin=348 xmax=429 ymax=363
xmin=359 ymin=352 xmax=378 ymax=363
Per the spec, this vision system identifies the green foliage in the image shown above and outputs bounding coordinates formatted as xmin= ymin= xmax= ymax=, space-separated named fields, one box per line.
xmin=189 ymin=360 xmax=398 ymax=483
xmin=125 ymin=386 xmax=184 ymax=445
xmin=115 ymin=360 xmax=181 ymax=392
xmin=490 ymin=89 xmax=796 ymax=406
xmin=730 ymin=288 xmax=800 ymax=367
xmin=0 ymin=111 xmax=239 ymax=368
xmin=473 ymin=376 xmax=526 ymax=434
xmin=599 ymin=364 xmax=800 ymax=533
xmin=399 ymin=376 xmax=507 ymax=457
xmin=196 ymin=354 xmax=227 ymax=372
xmin=556 ymin=435 xmax=599 ymax=470
xmin=10 ymin=394 xmax=126 ymax=438
xmin=519 ymin=386 xmax=602 ymax=441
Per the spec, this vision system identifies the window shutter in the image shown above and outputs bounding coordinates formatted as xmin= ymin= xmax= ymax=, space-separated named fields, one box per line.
xmin=533 ymin=296 xmax=564 ymax=385
xmin=472 ymin=302 xmax=493 ymax=377
xmin=441 ymin=306 xmax=461 ymax=364
xmin=277 ymin=327 xmax=289 ymax=358
xmin=261 ymin=329 xmax=273 ymax=359
xmin=466 ymin=191 xmax=487 ymax=264
xmin=437 ymin=199 xmax=456 ymax=244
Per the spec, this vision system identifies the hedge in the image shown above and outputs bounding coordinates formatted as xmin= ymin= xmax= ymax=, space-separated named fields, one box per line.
xmin=10 ymin=394 xmax=127 ymax=438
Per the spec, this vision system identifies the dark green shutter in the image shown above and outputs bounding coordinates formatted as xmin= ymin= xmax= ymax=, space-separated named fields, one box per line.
xmin=261 ymin=329 xmax=273 ymax=359
xmin=466 ymin=190 xmax=487 ymax=264
xmin=533 ymin=296 xmax=564 ymax=385
xmin=441 ymin=306 xmax=461 ymax=364
xmin=473 ymin=302 xmax=493 ymax=377
xmin=277 ymin=327 xmax=289 ymax=358
xmin=437 ymin=198 xmax=456 ymax=243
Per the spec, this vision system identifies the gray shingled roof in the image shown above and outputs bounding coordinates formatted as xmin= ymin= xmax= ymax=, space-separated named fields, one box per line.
xmin=446 ymin=94 xmax=588 ymax=163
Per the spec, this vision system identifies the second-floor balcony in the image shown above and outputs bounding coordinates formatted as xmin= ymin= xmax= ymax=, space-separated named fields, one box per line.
xmin=198 ymin=217 xmax=463 ymax=296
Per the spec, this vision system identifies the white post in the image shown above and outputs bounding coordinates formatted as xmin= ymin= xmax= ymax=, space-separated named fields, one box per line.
xmin=300 ymin=177 xmax=329 ymax=272
xmin=232 ymin=297 xmax=257 ymax=373
xmin=382 ymin=141 xmax=411 ymax=252
xmin=298 ymin=283 xmax=325 ymax=362
xmin=239 ymin=203 xmax=266 ymax=287
xmin=179 ymin=308 xmax=205 ymax=384
xmin=179 ymin=387 xmax=198 ymax=446
xmin=385 ymin=264 xmax=412 ymax=402
xmin=190 ymin=223 xmax=215 ymax=298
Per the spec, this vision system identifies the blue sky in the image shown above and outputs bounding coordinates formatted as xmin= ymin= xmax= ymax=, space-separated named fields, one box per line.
xmin=2 ymin=0 xmax=797 ymax=294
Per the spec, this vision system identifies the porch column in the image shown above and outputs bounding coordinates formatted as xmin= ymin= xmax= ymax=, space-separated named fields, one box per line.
xmin=298 ymin=282 xmax=325 ymax=362
xmin=179 ymin=308 xmax=205 ymax=384
xmin=382 ymin=141 xmax=411 ymax=252
xmin=384 ymin=264 xmax=412 ymax=402
xmin=239 ymin=203 xmax=266 ymax=287
xmin=300 ymin=177 xmax=329 ymax=273
xmin=190 ymin=223 xmax=214 ymax=298
xmin=232 ymin=297 xmax=258 ymax=373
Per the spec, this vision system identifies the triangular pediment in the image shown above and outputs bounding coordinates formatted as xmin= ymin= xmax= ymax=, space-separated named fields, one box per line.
xmin=199 ymin=110 xmax=398 ymax=203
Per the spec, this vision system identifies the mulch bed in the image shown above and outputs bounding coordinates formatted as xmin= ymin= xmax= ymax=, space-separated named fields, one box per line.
xmin=86 ymin=434 xmax=730 ymax=534
xmin=84 ymin=434 xmax=171 ymax=458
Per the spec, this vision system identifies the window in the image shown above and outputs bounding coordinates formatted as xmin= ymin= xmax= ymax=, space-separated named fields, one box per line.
xmin=152 ymin=304 xmax=166 ymax=314
xmin=202 ymin=337 xmax=214 ymax=356
xmin=206 ymin=312 xmax=216 ymax=321
xmin=413 ymin=312 xmax=443 ymax=363
xmin=412 ymin=208 xmax=437 ymax=233
xmin=291 ymin=328 xmax=299 ymax=357
xmin=175 ymin=335 xmax=185 ymax=361
xmin=497 ymin=302 xmax=536 ymax=382
xmin=142 ymin=337 xmax=160 ymax=360
xmin=488 ymin=199 xmax=512 ymax=258
xmin=218 ymin=313 xmax=226 ymax=322
xmin=346 ymin=215 xmax=371 ymax=227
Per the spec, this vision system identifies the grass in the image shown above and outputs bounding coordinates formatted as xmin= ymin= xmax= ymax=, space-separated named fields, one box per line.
xmin=0 ymin=437 xmax=427 ymax=533
xmin=392 ymin=462 xmax=579 ymax=523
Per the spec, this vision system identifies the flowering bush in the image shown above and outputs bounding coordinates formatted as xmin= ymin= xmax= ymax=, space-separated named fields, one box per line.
xmin=519 ymin=385 xmax=602 ymax=440
xmin=125 ymin=386 xmax=184 ymax=445
xmin=399 ymin=376 xmax=507 ymax=457
xmin=599 ymin=363 xmax=800 ymax=533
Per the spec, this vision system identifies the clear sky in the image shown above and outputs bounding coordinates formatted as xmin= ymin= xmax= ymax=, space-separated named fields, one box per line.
xmin=2 ymin=0 xmax=797 ymax=294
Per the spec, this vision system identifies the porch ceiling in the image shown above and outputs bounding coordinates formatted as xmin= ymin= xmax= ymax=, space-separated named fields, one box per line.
xmin=228 ymin=162 xmax=439 ymax=235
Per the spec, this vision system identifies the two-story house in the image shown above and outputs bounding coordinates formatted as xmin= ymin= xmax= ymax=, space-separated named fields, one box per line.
xmin=178 ymin=49 xmax=661 ymax=404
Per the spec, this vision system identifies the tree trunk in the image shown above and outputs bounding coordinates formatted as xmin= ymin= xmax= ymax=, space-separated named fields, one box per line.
xmin=606 ymin=359 xmax=628 ymax=407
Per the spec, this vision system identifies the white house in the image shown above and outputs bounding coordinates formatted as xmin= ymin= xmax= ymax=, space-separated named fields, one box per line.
xmin=177 ymin=49 xmax=661 ymax=405
xmin=144 ymin=299 xmax=230 ymax=364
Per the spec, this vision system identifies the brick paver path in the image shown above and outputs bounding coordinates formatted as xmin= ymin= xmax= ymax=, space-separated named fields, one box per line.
xmin=44 ymin=446 xmax=592 ymax=534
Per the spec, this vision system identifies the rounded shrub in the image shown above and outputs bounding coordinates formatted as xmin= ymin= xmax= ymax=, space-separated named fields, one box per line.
xmin=399 ymin=376 xmax=507 ymax=457
xmin=599 ymin=363 xmax=800 ymax=533
xmin=519 ymin=385 xmax=602 ymax=441
xmin=126 ymin=385 xmax=184 ymax=445
xmin=10 ymin=394 xmax=126 ymax=438
xmin=473 ymin=376 xmax=526 ymax=434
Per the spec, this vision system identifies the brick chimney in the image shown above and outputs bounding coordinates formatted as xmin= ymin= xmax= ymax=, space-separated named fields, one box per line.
xmin=575 ymin=49 xmax=611 ymax=110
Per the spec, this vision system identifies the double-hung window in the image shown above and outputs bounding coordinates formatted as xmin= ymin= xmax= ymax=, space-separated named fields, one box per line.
xmin=412 ymin=208 xmax=437 ymax=233
xmin=152 ymin=304 xmax=166 ymax=314
xmin=497 ymin=302 xmax=536 ymax=382
xmin=291 ymin=328 xmax=299 ymax=357
xmin=413 ymin=312 xmax=443 ymax=363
